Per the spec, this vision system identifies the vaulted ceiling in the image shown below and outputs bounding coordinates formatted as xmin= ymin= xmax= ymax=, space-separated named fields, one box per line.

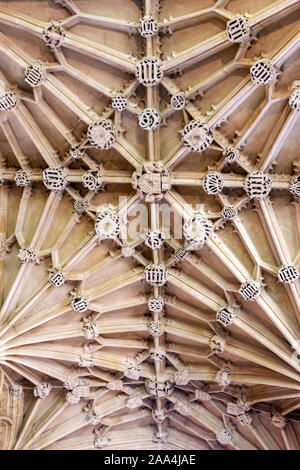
xmin=0 ymin=0 xmax=300 ymax=451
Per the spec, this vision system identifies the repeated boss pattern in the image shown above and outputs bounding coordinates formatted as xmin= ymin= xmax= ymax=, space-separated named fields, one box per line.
xmin=0 ymin=0 xmax=300 ymax=451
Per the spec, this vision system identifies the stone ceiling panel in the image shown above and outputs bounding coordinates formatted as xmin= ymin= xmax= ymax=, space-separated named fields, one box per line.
xmin=0 ymin=0 xmax=300 ymax=451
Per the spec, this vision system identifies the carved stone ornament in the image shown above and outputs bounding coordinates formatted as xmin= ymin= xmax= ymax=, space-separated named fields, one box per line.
xmin=121 ymin=243 xmax=135 ymax=257
xmin=43 ymin=21 xmax=65 ymax=49
xmin=112 ymin=94 xmax=127 ymax=111
xmin=171 ymin=93 xmax=186 ymax=110
xmin=144 ymin=263 xmax=167 ymax=286
xmin=95 ymin=205 xmax=120 ymax=240
xmin=227 ymin=402 xmax=246 ymax=416
xmin=87 ymin=120 xmax=116 ymax=150
xmin=82 ymin=315 xmax=99 ymax=339
xmin=222 ymin=206 xmax=237 ymax=220
xmin=237 ymin=412 xmax=253 ymax=426
xmin=43 ymin=167 xmax=68 ymax=191
xmin=126 ymin=393 xmax=144 ymax=409
xmin=226 ymin=16 xmax=251 ymax=43
xmin=71 ymin=292 xmax=89 ymax=313
xmin=195 ymin=389 xmax=211 ymax=401
xmin=289 ymin=87 xmax=300 ymax=110
xmin=216 ymin=426 xmax=233 ymax=445
xmin=65 ymin=377 xmax=90 ymax=404
xmin=203 ymin=172 xmax=224 ymax=195
xmin=34 ymin=381 xmax=52 ymax=399
xmin=94 ymin=427 xmax=109 ymax=448
xmin=271 ymin=412 xmax=287 ymax=429
xmin=148 ymin=295 xmax=164 ymax=312
xmin=216 ymin=304 xmax=238 ymax=327
xmin=278 ymin=265 xmax=299 ymax=284
xmin=24 ymin=64 xmax=45 ymax=87
xmin=18 ymin=248 xmax=38 ymax=264
xmin=239 ymin=280 xmax=262 ymax=301
xmin=85 ymin=408 xmax=102 ymax=426
xmin=78 ymin=344 xmax=94 ymax=367
xmin=138 ymin=108 xmax=161 ymax=131
xmin=132 ymin=162 xmax=172 ymax=202
xmin=152 ymin=408 xmax=168 ymax=423
xmin=150 ymin=346 xmax=166 ymax=362
xmin=106 ymin=380 xmax=123 ymax=391
xmin=174 ymin=369 xmax=190 ymax=386
xmin=237 ymin=392 xmax=251 ymax=411
xmin=223 ymin=147 xmax=239 ymax=163
xmin=216 ymin=367 xmax=231 ymax=387
xmin=145 ymin=379 xmax=174 ymax=398
xmin=69 ymin=145 xmax=84 ymax=160
xmin=250 ymin=59 xmax=276 ymax=86
xmin=10 ymin=383 xmax=23 ymax=400
xmin=181 ymin=120 xmax=213 ymax=152
xmin=173 ymin=248 xmax=187 ymax=263
xmin=15 ymin=169 xmax=32 ymax=187
xmin=82 ymin=168 xmax=103 ymax=191
xmin=183 ymin=212 xmax=212 ymax=250
xmin=0 ymin=90 xmax=19 ymax=111
xmin=290 ymin=176 xmax=300 ymax=196
xmin=153 ymin=429 xmax=169 ymax=444
xmin=145 ymin=230 xmax=165 ymax=249
xmin=123 ymin=358 xmax=141 ymax=380
xmin=245 ymin=171 xmax=272 ymax=199
xmin=49 ymin=268 xmax=66 ymax=287
xmin=147 ymin=320 xmax=165 ymax=337
xmin=135 ymin=57 xmax=163 ymax=86
xmin=209 ymin=334 xmax=226 ymax=354
xmin=74 ymin=199 xmax=88 ymax=213
xmin=139 ymin=16 xmax=158 ymax=37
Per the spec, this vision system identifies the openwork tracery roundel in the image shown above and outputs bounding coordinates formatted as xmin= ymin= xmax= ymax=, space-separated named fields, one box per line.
xmin=181 ymin=120 xmax=213 ymax=152
xmin=239 ymin=280 xmax=262 ymax=301
xmin=24 ymin=63 xmax=45 ymax=87
xmin=3 ymin=0 xmax=300 ymax=452
xmin=43 ymin=167 xmax=68 ymax=191
xmin=203 ymin=172 xmax=223 ymax=195
xmin=0 ymin=90 xmax=19 ymax=111
xmin=145 ymin=231 xmax=165 ymax=249
xmin=82 ymin=169 xmax=103 ymax=191
xmin=139 ymin=16 xmax=158 ymax=38
xmin=42 ymin=21 xmax=65 ymax=49
xmin=139 ymin=108 xmax=161 ymax=130
xmin=95 ymin=205 xmax=120 ymax=240
xmin=171 ymin=93 xmax=186 ymax=110
xmin=226 ymin=16 xmax=251 ymax=43
xmin=183 ymin=212 xmax=212 ymax=250
xmin=135 ymin=57 xmax=163 ymax=86
xmin=144 ymin=263 xmax=167 ymax=286
xmin=87 ymin=120 xmax=116 ymax=149
xmin=148 ymin=296 xmax=164 ymax=312
xmin=222 ymin=206 xmax=237 ymax=220
xmin=250 ymin=59 xmax=276 ymax=86
xmin=290 ymin=176 xmax=300 ymax=196
xmin=245 ymin=172 xmax=272 ymax=199
xmin=49 ymin=269 xmax=66 ymax=287
xmin=216 ymin=305 xmax=238 ymax=327
xmin=15 ymin=169 xmax=32 ymax=187
xmin=112 ymin=94 xmax=127 ymax=111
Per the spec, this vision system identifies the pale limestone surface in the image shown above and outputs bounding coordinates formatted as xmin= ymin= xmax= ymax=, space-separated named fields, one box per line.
xmin=0 ymin=0 xmax=299 ymax=451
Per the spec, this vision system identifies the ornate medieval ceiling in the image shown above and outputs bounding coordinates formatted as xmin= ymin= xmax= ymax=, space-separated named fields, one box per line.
xmin=0 ymin=0 xmax=300 ymax=451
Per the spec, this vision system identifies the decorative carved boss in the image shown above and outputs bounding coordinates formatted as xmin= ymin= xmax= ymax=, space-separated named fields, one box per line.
xmin=132 ymin=162 xmax=172 ymax=202
xmin=135 ymin=57 xmax=163 ymax=86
